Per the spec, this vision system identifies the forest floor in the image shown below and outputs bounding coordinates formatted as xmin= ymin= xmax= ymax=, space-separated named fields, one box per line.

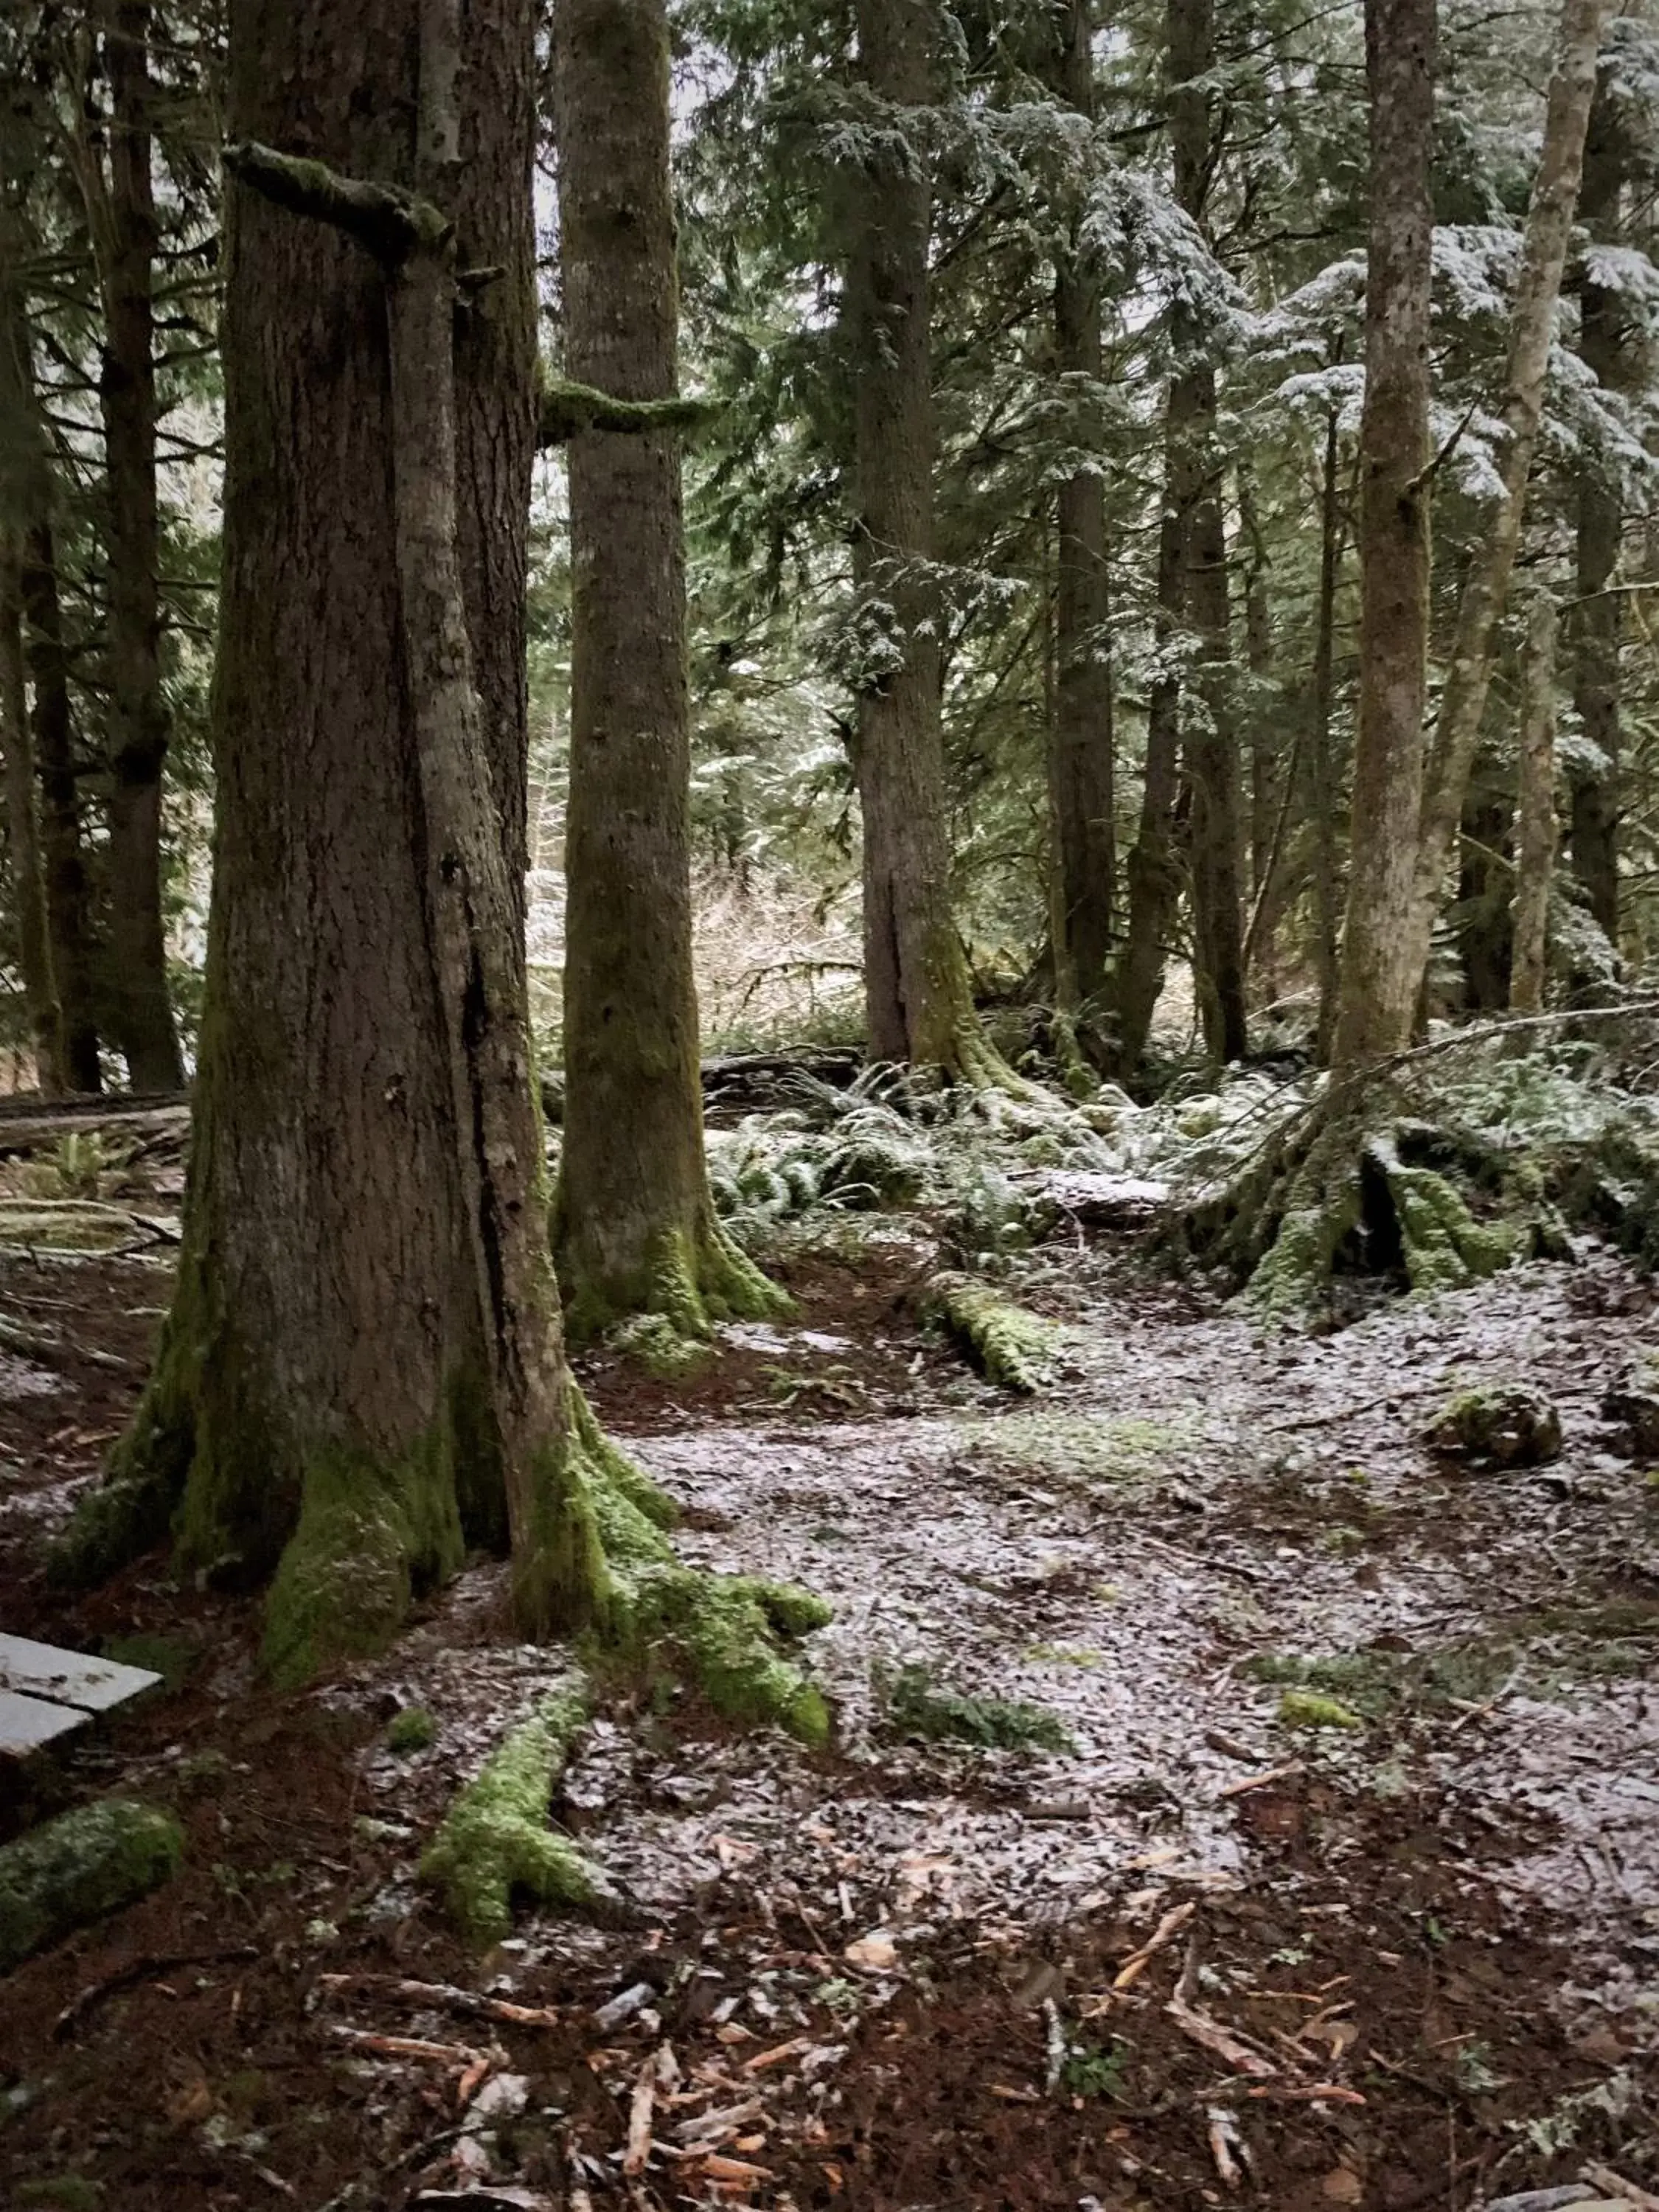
xmin=1 ymin=1128 xmax=1658 ymax=2211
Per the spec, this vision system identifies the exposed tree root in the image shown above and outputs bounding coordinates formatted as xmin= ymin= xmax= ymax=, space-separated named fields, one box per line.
xmin=563 ymin=1213 xmax=793 ymax=1377
xmin=927 ymin=1271 xmax=1055 ymax=1392
xmin=1174 ymin=1085 xmax=1562 ymax=1326
xmin=420 ymin=1691 xmax=600 ymax=1943
xmin=55 ymin=1343 xmax=831 ymax=1733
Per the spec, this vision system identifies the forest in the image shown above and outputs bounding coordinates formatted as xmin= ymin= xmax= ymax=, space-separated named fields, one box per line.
xmin=2 ymin=0 xmax=1659 ymax=2205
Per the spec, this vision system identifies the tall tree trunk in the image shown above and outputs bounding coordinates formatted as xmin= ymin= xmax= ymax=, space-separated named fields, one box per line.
xmin=553 ymin=0 xmax=784 ymax=1346
xmin=1509 ymin=593 xmax=1559 ymax=1014
xmin=1309 ymin=405 xmax=1344 ymax=1055
xmin=20 ymin=519 xmax=102 ymax=1093
xmin=1455 ymin=765 xmax=1514 ymax=1012
xmin=1169 ymin=0 xmax=1246 ymax=1066
xmin=1238 ymin=457 xmax=1276 ymax=905
xmin=1568 ymin=67 xmax=1626 ymax=942
xmin=1400 ymin=0 xmax=1613 ymax=1011
xmin=1 ymin=532 xmax=66 ymax=1093
xmin=1113 ymin=498 xmax=1183 ymax=1075
xmin=842 ymin=0 xmax=1005 ymax=1080
xmin=63 ymin=0 xmax=606 ymax=1677
xmin=1330 ymin=0 xmax=1436 ymax=1073
xmin=1043 ymin=0 xmax=1116 ymax=1029
xmin=76 ymin=1 xmax=183 ymax=1090
xmin=1 ymin=236 xmax=102 ymax=1093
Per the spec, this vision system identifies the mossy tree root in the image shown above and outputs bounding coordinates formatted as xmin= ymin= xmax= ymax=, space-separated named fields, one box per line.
xmin=927 ymin=1270 xmax=1055 ymax=1392
xmin=1175 ymin=1088 xmax=1535 ymax=1326
xmin=563 ymin=1212 xmax=794 ymax=1376
xmin=420 ymin=1690 xmax=599 ymax=1943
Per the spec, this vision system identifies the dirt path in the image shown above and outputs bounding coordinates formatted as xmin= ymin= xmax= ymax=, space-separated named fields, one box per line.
xmin=1 ymin=1220 xmax=1656 ymax=2209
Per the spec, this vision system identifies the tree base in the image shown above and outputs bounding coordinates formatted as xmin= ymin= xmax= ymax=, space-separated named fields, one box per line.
xmin=1178 ymin=1093 xmax=1545 ymax=1326
xmin=563 ymin=1214 xmax=793 ymax=1374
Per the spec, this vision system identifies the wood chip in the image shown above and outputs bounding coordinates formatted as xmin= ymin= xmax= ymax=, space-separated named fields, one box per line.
xmin=622 ymin=2053 xmax=655 ymax=2177
xmin=1217 ymin=1761 xmax=1305 ymax=1800
xmin=1206 ymin=2106 xmax=1245 ymax=2190
xmin=328 ymin=2027 xmax=482 ymax=2067
xmin=743 ymin=2035 xmax=813 ymax=2073
xmin=1113 ymin=1899 xmax=1197 ymax=1989
xmin=1582 ymin=2166 xmax=1659 ymax=2212
xmin=1166 ymin=1996 xmax=1276 ymax=2079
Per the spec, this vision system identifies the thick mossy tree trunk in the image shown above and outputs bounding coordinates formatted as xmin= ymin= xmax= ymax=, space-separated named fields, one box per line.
xmin=1043 ymin=0 xmax=1116 ymax=1039
xmin=59 ymin=0 xmax=600 ymax=1677
xmin=1399 ymin=0 xmax=1612 ymax=1014
xmin=59 ymin=0 xmax=829 ymax=1731
xmin=552 ymin=0 xmax=784 ymax=1350
xmin=841 ymin=0 xmax=1012 ymax=1085
xmin=21 ymin=518 xmax=102 ymax=1096
xmin=1568 ymin=66 xmax=1628 ymax=945
xmin=74 ymin=0 xmax=184 ymax=1092
xmin=1169 ymin=0 xmax=1246 ymax=1068
xmin=1329 ymin=0 xmax=1435 ymax=1073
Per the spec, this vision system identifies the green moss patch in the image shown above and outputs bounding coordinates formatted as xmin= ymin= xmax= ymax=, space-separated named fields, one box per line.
xmin=386 ymin=1705 xmax=437 ymax=1755
xmin=883 ymin=1663 xmax=1073 ymax=1753
xmin=0 ymin=1800 xmax=184 ymax=1973
xmin=1277 ymin=1688 xmax=1364 ymax=1731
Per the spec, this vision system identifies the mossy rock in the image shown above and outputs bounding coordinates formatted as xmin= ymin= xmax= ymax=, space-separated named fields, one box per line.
xmin=0 ymin=1799 xmax=184 ymax=1973
xmin=1425 ymin=1382 xmax=1562 ymax=1469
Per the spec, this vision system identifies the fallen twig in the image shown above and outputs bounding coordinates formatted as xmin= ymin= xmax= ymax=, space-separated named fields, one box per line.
xmin=1114 ymin=1899 xmax=1198 ymax=1989
xmin=314 ymin=1972 xmax=560 ymax=2028
xmin=1218 ymin=1761 xmax=1305 ymax=1801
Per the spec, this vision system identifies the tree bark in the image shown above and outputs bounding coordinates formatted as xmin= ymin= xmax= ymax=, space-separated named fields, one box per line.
xmin=1113 ymin=498 xmax=1184 ymax=1076
xmin=20 ymin=519 xmax=102 ymax=1096
xmin=1043 ymin=0 xmax=1116 ymax=1029
xmin=1168 ymin=0 xmax=1246 ymax=1066
xmin=1509 ymin=593 xmax=1558 ymax=1014
xmin=1308 ymin=405 xmax=1344 ymax=1055
xmin=842 ymin=0 xmax=1005 ymax=1080
xmin=552 ymin=0 xmax=783 ymax=1343
xmin=0 ymin=531 xmax=66 ymax=1093
xmin=66 ymin=0 xmax=616 ymax=1679
xmin=76 ymin=1 xmax=184 ymax=1091
xmin=1568 ymin=66 xmax=1627 ymax=942
xmin=1330 ymin=0 xmax=1435 ymax=1073
xmin=1399 ymin=0 xmax=1613 ymax=1012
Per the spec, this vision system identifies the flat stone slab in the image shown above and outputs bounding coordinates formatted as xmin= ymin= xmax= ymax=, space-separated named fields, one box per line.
xmin=0 ymin=1688 xmax=90 ymax=1758
xmin=0 ymin=1634 xmax=161 ymax=1715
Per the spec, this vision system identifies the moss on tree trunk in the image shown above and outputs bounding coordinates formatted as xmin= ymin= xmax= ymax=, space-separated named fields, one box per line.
xmin=552 ymin=0 xmax=785 ymax=1351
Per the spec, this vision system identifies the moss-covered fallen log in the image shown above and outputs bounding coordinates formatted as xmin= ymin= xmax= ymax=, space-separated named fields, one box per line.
xmin=926 ymin=1272 xmax=1055 ymax=1392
